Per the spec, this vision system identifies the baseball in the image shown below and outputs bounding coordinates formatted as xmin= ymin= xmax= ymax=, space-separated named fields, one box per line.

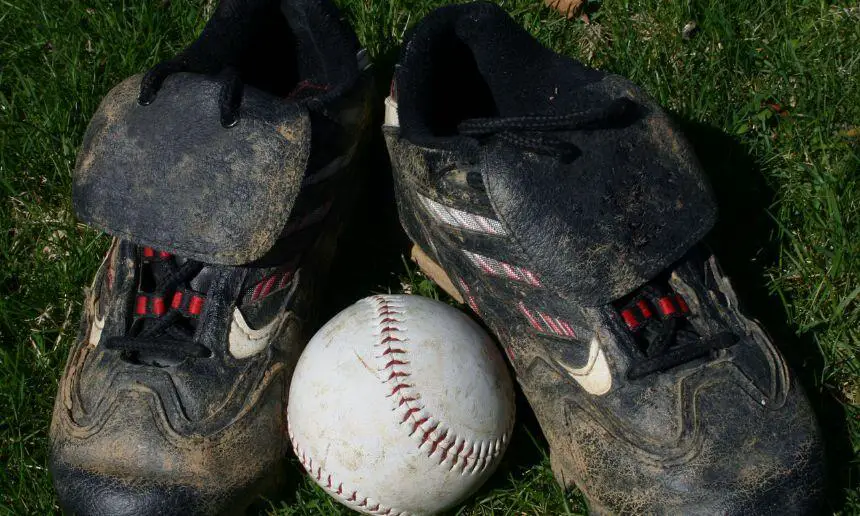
xmin=287 ymin=294 xmax=516 ymax=515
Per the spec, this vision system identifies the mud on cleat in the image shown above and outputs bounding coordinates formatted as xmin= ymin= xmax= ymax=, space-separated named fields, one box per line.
xmin=383 ymin=3 xmax=824 ymax=514
xmin=49 ymin=0 xmax=373 ymax=513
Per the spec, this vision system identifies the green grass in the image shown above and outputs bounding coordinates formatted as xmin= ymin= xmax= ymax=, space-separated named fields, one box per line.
xmin=1 ymin=0 xmax=858 ymax=513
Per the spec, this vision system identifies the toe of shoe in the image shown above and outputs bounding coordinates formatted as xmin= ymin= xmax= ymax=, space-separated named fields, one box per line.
xmin=551 ymin=378 xmax=826 ymax=515
xmin=48 ymin=376 xmax=287 ymax=515
xmin=688 ymin=383 xmax=826 ymax=514
xmin=51 ymin=461 xmax=212 ymax=516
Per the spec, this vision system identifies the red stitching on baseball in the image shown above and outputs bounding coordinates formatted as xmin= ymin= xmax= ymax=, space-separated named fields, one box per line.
xmin=420 ymin=423 xmax=439 ymax=446
xmin=383 ymin=359 xmax=408 ymax=369
xmin=387 ymin=371 xmax=409 ymax=380
xmin=410 ymin=417 xmax=429 ymax=435
xmin=429 ymin=429 xmax=449 ymax=456
xmin=439 ymin=444 xmax=449 ymax=464
xmin=369 ymin=295 xmax=512 ymax=473
xmin=462 ymin=446 xmax=474 ymax=461
xmin=286 ymin=295 xmax=514 ymax=516
xmin=387 ymin=383 xmax=411 ymax=396
xmin=288 ymin=420 xmax=399 ymax=516
xmin=451 ymin=441 xmax=465 ymax=468
xmin=401 ymin=407 xmax=421 ymax=423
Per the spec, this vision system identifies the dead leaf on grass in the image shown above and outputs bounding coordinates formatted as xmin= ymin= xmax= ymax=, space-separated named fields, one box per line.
xmin=545 ymin=0 xmax=586 ymax=20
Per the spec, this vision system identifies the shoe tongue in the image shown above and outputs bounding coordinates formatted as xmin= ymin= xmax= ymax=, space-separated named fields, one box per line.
xmin=621 ymin=277 xmax=702 ymax=357
xmin=137 ymin=252 xmax=204 ymax=320
xmin=188 ymin=264 xmax=219 ymax=296
xmin=148 ymin=259 xmax=175 ymax=288
xmin=146 ymin=255 xmax=215 ymax=297
xmin=73 ymin=73 xmax=312 ymax=266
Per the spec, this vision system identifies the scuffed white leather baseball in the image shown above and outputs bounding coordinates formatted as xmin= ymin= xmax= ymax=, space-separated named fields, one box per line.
xmin=287 ymin=294 xmax=515 ymax=515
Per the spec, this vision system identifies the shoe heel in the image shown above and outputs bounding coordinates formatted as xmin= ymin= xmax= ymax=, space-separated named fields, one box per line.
xmin=410 ymin=245 xmax=464 ymax=304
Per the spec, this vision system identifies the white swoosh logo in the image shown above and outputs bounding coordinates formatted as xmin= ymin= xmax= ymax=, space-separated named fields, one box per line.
xmin=555 ymin=336 xmax=612 ymax=395
xmin=228 ymin=308 xmax=287 ymax=359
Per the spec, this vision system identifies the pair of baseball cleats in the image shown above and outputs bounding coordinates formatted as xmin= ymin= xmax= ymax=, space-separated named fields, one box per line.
xmin=50 ymin=1 xmax=825 ymax=514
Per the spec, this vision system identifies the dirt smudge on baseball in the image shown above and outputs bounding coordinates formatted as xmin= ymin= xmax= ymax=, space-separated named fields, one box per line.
xmin=354 ymin=349 xmax=377 ymax=377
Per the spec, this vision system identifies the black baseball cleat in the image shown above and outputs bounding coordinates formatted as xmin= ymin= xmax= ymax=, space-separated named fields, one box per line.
xmin=383 ymin=3 xmax=824 ymax=514
xmin=49 ymin=0 xmax=372 ymax=514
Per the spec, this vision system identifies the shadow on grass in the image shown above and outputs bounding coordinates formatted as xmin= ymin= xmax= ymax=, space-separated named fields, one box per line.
xmin=681 ymin=119 xmax=854 ymax=512
xmin=318 ymin=48 xmax=408 ymax=317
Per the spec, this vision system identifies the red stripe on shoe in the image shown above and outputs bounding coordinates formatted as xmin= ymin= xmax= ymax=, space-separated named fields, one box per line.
xmin=260 ymin=276 xmax=277 ymax=298
xmin=500 ymin=261 xmax=519 ymax=281
xmin=457 ymin=278 xmax=481 ymax=315
xmin=135 ymin=295 xmax=147 ymax=315
xmin=473 ymin=254 xmax=494 ymax=275
xmin=251 ymin=281 xmax=265 ymax=302
xmin=558 ymin=318 xmax=576 ymax=338
xmin=676 ymin=294 xmax=689 ymax=313
xmin=621 ymin=309 xmax=639 ymax=330
xmin=538 ymin=311 xmax=562 ymax=335
xmin=658 ymin=297 xmax=677 ymax=316
xmin=522 ymin=269 xmax=542 ymax=287
xmin=475 ymin=216 xmax=494 ymax=234
xmin=518 ymin=302 xmax=544 ymax=331
xmin=188 ymin=296 xmax=204 ymax=316
xmin=152 ymin=297 xmax=165 ymax=316
xmin=462 ymin=250 xmax=542 ymax=287
xmin=636 ymin=299 xmax=653 ymax=319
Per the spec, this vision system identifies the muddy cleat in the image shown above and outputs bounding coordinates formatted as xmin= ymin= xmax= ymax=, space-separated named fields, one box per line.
xmin=383 ymin=3 xmax=824 ymax=514
xmin=49 ymin=1 xmax=372 ymax=514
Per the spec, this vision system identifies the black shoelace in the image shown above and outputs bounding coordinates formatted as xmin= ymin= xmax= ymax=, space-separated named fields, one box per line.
xmin=457 ymin=97 xmax=636 ymax=159
xmin=105 ymin=254 xmax=211 ymax=365
xmin=618 ymin=286 xmax=737 ymax=380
